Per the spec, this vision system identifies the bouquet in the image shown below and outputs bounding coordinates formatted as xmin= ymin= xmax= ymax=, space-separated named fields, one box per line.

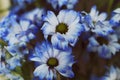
xmin=0 ymin=0 xmax=120 ymax=80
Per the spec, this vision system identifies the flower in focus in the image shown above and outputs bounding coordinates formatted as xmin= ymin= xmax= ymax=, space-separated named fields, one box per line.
xmin=30 ymin=41 xmax=75 ymax=80
xmin=41 ymin=10 xmax=84 ymax=49
xmin=87 ymin=34 xmax=120 ymax=58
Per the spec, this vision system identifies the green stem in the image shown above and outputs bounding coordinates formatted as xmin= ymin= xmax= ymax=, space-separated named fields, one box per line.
xmin=107 ymin=0 xmax=114 ymax=14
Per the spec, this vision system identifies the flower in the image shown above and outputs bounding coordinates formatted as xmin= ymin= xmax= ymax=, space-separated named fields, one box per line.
xmin=0 ymin=47 xmax=6 ymax=73
xmin=41 ymin=10 xmax=84 ymax=49
xmin=82 ymin=6 xmax=113 ymax=36
xmin=110 ymin=8 xmax=120 ymax=26
xmin=12 ymin=0 xmax=35 ymax=6
xmin=30 ymin=41 xmax=75 ymax=80
xmin=47 ymin=0 xmax=78 ymax=9
xmin=21 ymin=8 xmax=45 ymax=26
xmin=87 ymin=34 xmax=120 ymax=58
xmin=99 ymin=66 xmax=120 ymax=80
xmin=3 ymin=15 xmax=37 ymax=45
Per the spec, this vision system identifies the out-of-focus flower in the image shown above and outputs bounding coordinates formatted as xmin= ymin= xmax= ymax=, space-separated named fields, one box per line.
xmin=1 ymin=15 xmax=37 ymax=45
xmin=87 ymin=34 xmax=120 ymax=58
xmin=110 ymin=8 xmax=120 ymax=26
xmin=30 ymin=41 xmax=75 ymax=80
xmin=41 ymin=10 xmax=84 ymax=50
xmin=82 ymin=6 xmax=113 ymax=36
xmin=12 ymin=0 xmax=35 ymax=6
xmin=47 ymin=0 xmax=78 ymax=9
xmin=21 ymin=8 xmax=45 ymax=26
xmin=100 ymin=66 xmax=120 ymax=80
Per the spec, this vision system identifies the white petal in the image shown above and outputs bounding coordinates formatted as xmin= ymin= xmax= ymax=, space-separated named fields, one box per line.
xmin=98 ymin=12 xmax=107 ymax=21
xmin=41 ymin=22 xmax=55 ymax=38
xmin=64 ymin=10 xmax=79 ymax=25
xmin=113 ymin=8 xmax=120 ymax=14
xmin=57 ymin=10 xmax=66 ymax=23
xmin=44 ymin=11 xmax=58 ymax=26
xmin=20 ymin=20 xmax=30 ymax=31
xmin=34 ymin=64 xmax=48 ymax=79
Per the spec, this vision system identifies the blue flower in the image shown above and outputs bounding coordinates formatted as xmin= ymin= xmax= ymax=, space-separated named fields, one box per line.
xmin=47 ymin=0 xmax=78 ymax=9
xmin=41 ymin=10 xmax=84 ymax=50
xmin=21 ymin=8 xmax=45 ymax=26
xmin=100 ymin=66 xmax=120 ymax=80
xmin=87 ymin=34 xmax=120 ymax=58
xmin=12 ymin=0 xmax=35 ymax=6
xmin=0 ymin=48 xmax=6 ymax=73
xmin=0 ymin=15 xmax=15 ymax=40
xmin=30 ymin=41 xmax=75 ymax=80
xmin=82 ymin=6 xmax=113 ymax=36
xmin=3 ymin=15 xmax=37 ymax=45
xmin=109 ymin=8 xmax=120 ymax=26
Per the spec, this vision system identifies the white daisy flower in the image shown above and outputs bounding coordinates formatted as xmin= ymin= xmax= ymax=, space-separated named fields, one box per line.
xmin=30 ymin=41 xmax=75 ymax=80
xmin=41 ymin=10 xmax=84 ymax=49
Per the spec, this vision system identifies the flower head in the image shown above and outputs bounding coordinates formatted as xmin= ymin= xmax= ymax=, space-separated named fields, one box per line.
xmin=110 ymin=8 xmax=120 ymax=26
xmin=47 ymin=0 xmax=78 ymax=9
xmin=82 ymin=6 xmax=113 ymax=36
xmin=30 ymin=41 xmax=75 ymax=80
xmin=97 ymin=66 xmax=120 ymax=80
xmin=2 ymin=15 xmax=37 ymax=45
xmin=87 ymin=34 xmax=120 ymax=58
xmin=41 ymin=10 xmax=84 ymax=49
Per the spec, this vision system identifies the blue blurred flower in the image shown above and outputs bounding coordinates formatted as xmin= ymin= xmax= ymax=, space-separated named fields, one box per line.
xmin=0 ymin=47 xmax=7 ymax=74
xmin=5 ymin=44 xmax=25 ymax=70
xmin=90 ymin=66 xmax=120 ymax=80
xmin=110 ymin=8 xmax=120 ymax=26
xmin=30 ymin=41 xmax=75 ymax=80
xmin=21 ymin=8 xmax=45 ymax=26
xmin=47 ymin=0 xmax=78 ymax=9
xmin=100 ymin=66 xmax=120 ymax=80
xmin=12 ymin=0 xmax=35 ymax=6
xmin=82 ymin=6 xmax=113 ymax=36
xmin=87 ymin=34 xmax=120 ymax=58
xmin=1 ymin=15 xmax=37 ymax=45
xmin=41 ymin=10 xmax=84 ymax=50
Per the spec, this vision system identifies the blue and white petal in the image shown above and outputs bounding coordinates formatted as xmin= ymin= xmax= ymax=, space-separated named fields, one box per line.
xmin=41 ymin=10 xmax=84 ymax=50
xmin=30 ymin=41 xmax=75 ymax=79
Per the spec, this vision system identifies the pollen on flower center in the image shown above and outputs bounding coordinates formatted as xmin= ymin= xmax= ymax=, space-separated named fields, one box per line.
xmin=56 ymin=23 xmax=68 ymax=34
xmin=47 ymin=57 xmax=59 ymax=68
xmin=96 ymin=37 xmax=109 ymax=45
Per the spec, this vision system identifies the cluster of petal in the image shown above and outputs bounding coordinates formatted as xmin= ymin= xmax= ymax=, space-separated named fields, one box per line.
xmin=82 ymin=6 xmax=113 ymax=36
xmin=41 ymin=10 xmax=84 ymax=50
xmin=98 ymin=66 xmax=120 ymax=80
xmin=21 ymin=8 xmax=45 ymax=26
xmin=1 ymin=15 xmax=37 ymax=45
xmin=30 ymin=41 xmax=75 ymax=80
xmin=12 ymin=0 xmax=35 ymax=6
xmin=47 ymin=0 xmax=78 ymax=9
xmin=110 ymin=8 xmax=120 ymax=26
xmin=87 ymin=34 xmax=120 ymax=58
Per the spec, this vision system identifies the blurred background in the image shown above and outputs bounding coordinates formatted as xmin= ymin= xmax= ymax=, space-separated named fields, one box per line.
xmin=0 ymin=0 xmax=120 ymax=20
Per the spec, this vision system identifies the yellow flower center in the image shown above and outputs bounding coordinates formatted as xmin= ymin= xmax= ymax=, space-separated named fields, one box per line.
xmin=47 ymin=57 xmax=58 ymax=68
xmin=56 ymin=23 xmax=68 ymax=34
